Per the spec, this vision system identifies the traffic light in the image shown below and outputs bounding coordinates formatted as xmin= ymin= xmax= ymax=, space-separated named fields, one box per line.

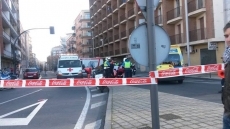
xmin=50 ymin=26 xmax=55 ymax=34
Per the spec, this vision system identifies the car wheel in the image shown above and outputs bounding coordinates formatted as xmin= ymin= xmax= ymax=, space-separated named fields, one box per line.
xmin=178 ymin=80 xmax=183 ymax=84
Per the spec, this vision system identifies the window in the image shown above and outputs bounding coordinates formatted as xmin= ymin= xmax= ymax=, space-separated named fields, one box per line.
xmin=58 ymin=60 xmax=81 ymax=68
xmin=162 ymin=54 xmax=181 ymax=66
xmin=25 ymin=68 xmax=38 ymax=72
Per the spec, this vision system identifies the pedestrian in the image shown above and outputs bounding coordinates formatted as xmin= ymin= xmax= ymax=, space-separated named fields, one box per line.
xmin=122 ymin=58 xmax=132 ymax=78
xmin=222 ymin=22 xmax=230 ymax=129
xmin=98 ymin=57 xmax=111 ymax=93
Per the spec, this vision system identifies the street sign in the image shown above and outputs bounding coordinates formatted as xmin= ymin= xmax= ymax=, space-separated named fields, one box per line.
xmin=136 ymin=0 xmax=160 ymax=19
xmin=128 ymin=24 xmax=171 ymax=66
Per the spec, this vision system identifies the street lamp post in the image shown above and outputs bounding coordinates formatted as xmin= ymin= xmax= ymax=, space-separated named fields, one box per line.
xmin=12 ymin=27 xmax=55 ymax=74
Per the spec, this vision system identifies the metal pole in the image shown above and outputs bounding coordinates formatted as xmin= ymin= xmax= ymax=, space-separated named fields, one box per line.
xmin=146 ymin=0 xmax=160 ymax=129
xmin=184 ymin=0 xmax=191 ymax=66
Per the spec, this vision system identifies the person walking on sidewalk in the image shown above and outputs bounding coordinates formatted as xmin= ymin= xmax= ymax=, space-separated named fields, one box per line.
xmin=222 ymin=22 xmax=230 ymax=129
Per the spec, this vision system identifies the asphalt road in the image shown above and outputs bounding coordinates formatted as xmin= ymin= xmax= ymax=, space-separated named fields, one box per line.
xmin=0 ymin=71 xmax=109 ymax=129
xmin=136 ymin=77 xmax=222 ymax=104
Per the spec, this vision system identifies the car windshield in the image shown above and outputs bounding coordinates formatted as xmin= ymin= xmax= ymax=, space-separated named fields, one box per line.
xmin=162 ymin=54 xmax=181 ymax=66
xmin=58 ymin=60 xmax=81 ymax=68
xmin=25 ymin=69 xmax=38 ymax=72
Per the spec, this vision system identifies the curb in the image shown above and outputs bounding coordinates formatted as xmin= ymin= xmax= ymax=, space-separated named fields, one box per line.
xmin=104 ymin=87 xmax=112 ymax=129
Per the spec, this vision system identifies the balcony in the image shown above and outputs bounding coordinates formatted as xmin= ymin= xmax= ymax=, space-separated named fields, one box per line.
xmin=169 ymin=33 xmax=184 ymax=45
xmin=2 ymin=12 xmax=18 ymax=36
xmin=119 ymin=0 xmax=126 ymax=7
xmin=82 ymin=33 xmax=92 ymax=38
xmin=112 ymin=3 xmax=117 ymax=11
xmin=108 ymin=22 xmax=112 ymax=29
xmin=115 ymin=49 xmax=120 ymax=55
xmin=103 ymin=25 xmax=107 ymax=31
xmin=121 ymin=48 xmax=127 ymax=53
xmin=113 ymin=18 xmax=118 ymax=26
xmin=107 ymin=6 xmax=112 ymax=15
xmin=128 ymin=27 xmax=135 ymax=35
xmin=128 ymin=8 xmax=135 ymax=18
xmin=80 ymin=25 xmax=91 ymax=30
xmin=3 ymin=49 xmax=12 ymax=58
xmin=108 ymin=36 xmax=113 ymax=43
xmin=80 ymin=16 xmax=90 ymax=21
xmin=189 ymin=28 xmax=206 ymax=42
xmin=114 ymin=33 xmax=119 ymax=41
xmin=109 ymin=51 xmax=114 ymax=56
xmin=82 ymin=41 xmax=92 ymax=46
xmin=82 ymin=49 xmax=92 ymax=54
xmin=167 ymin=7 xmax=182 ymax=24
xmin=120 ymin=13 xmax=126 ymax=22
xmin=104 ymin=52 xmax=108 ymax=56
xmin=155 ymin=15 xmax=163 ymax=25
xmin=188 ymin=0 xmax=206 ymax=17
xmin=121 ymin=30 xmax=127 ymax=39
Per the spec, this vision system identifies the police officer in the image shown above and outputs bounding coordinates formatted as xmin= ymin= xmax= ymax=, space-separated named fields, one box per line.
xmin=99 ymin=57 xmax=111 ymax=93
xmin=122 ymin=58 xmax=132 ymax=78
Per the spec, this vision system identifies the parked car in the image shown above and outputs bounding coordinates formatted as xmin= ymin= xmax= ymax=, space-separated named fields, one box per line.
xmin=23 ymin=68 xmax=40 ymax=79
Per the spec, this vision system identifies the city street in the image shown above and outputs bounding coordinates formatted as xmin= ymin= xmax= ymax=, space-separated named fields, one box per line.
xmin=0 ymin=72 xmax=109 ymax=129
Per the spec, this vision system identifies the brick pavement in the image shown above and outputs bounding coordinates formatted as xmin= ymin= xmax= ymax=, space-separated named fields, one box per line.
xmin=109 ymin=86 xmax=223 ymax=129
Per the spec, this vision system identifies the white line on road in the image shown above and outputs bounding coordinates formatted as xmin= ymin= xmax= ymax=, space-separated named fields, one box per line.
xmin=0 ymin=89 xmax=42 ymax=105
xmin=92 ymin=93 xmax=107 ymax=98
xmin=84 ymin=119 xmax=102 ymax=129
xmin=74 ymin=87 xmax=91 ymax=129
xmin=0 ymin=99 xmax=47 ymax=126
xmin=91 ymin=101 xmax=106 ymax=109
xmin=91 ymin=89 xmax=98 ymax=92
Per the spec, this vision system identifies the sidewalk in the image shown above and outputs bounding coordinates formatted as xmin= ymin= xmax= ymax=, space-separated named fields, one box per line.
xmin=105 ymin=86 xmax=223 ymax=129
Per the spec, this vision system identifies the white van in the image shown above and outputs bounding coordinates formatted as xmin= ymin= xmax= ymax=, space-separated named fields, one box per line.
xmin=56 ymin=54 xmax=85 ymax=79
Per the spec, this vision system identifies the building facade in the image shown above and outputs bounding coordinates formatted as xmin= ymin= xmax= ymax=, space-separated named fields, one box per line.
xmin=0 ymin=0 xmax=21 ymax=69
xmin=66 ymin=33 xmax=77 ymax=54
xmin=90 ymin=0 xmax=225 ymax=67
xmin=50 ymin=46 xmax=64 ymax=70
xmin=75 ymin=10 xmax=93 ymax=58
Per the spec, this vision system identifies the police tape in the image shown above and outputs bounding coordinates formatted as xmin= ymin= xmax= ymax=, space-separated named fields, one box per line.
xmin=149 ymin=63 xmax=224 ymax=78
xmin=0 ymin=63 xmax=224 ymax=88
xmin=0 ymin=78 xmax=157 ymax=88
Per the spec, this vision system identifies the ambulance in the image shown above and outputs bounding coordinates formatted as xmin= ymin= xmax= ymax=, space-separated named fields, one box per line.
xmin=157 ymin=45 xmax=185 ymax=84
xmin=56 ymin=54 xmax=85 ymax=79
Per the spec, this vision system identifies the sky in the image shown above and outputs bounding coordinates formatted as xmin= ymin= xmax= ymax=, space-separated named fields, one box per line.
xmin=19 ymin=0 xmax=89 ymax=61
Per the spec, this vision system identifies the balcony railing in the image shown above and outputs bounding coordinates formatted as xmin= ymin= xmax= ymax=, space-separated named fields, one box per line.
xmin=120 ymin=13 xmax=126 ymax=22
xmin=128 ymin=8 xmax=135 ymax=17
xmin=128 ymin=27 xmax=135 ymax=34
xmin=188 ymin=0 xmax=205 ymax=13
xmin=109 ymin=51 xmax=113 ymax=55
xmin=167 ymin=6 xmax=182 ymax=21
xmin=113 ymin=19 xmax=118 ymax=26
xmin=121 ymin=30 xmax=126 ymax=38
xmin=121 ymin=48 xmax=127 ymax=53
xmin=114 ymin=33 xmax=119 ymax=40
xmin=112 ymin=3 xmax=117 ymax=11
xmin=119 ymin=0 xmax=126 ymax=6
xmin=108 ymin=36 xmax=113 ymax=42
xmin=155 ymin=15 xmax=162 ymax=25
xmin=189 ymin=28 xmax=206 ymax=42
xmin=115 ymin=49 xmax=120 ymax=55
xmin=169 ymin=33 xmax=183 ymax=45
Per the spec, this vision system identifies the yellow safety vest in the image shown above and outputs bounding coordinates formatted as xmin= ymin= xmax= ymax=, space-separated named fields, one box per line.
xmin=124 ymin=62 xmax=131 ymax=68
xmin=104 ymin=61 xmax=109 ymax=67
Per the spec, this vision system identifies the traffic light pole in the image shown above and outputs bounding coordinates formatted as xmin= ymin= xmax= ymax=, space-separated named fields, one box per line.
xmin=146 ymin=0 xmax=160 ymax=128
xmin=13 ymin=27 xmax=55 ymax=74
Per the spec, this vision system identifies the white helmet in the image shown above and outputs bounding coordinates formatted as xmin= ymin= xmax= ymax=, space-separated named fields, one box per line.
xmin=123 ymin=58 xmax=127 ymax=62
xmin=105 ymin=57 xmax=111 ymax=61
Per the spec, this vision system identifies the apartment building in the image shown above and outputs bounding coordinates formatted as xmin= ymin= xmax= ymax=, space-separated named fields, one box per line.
xmin=90 ymin=0 xmax=225 ymax=66
xmin=75 ymin=10 xmax=93 ymax=58
xmin=66 ymin=34 xmax=77 ymax=54
xmin=90 ymin=0 xmax=145 ymax=62
xmin=50 ymin=46 xmax=64 ymax=70
xmin=0 ymin=0 xmax=21 ymax=69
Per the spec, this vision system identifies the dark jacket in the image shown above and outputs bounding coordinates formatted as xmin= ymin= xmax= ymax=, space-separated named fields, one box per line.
xmin=223 ymin=63 xmax=230 ymax=114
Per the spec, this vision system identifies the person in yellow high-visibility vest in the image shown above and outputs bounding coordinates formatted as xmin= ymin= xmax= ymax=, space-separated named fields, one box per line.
xmin=122 ymin=58 xmax=132 ymax=78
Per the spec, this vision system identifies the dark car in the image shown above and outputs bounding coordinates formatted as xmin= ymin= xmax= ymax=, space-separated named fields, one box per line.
xmin=23 ymin=68 xmax=40 ymax=79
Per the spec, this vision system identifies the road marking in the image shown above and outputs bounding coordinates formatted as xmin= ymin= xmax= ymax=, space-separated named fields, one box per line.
xmin=74 ymin=87 xmax=91 ymax=129
xmin=91 ymin=89 xmax=98 ymax=92
xmin=84 ymin=119 xmax=102 ymax=129
xmin=92 ymin=93 xmax=107 ymax=98
xmin=184 ymin=80 xmax=219 ymax=84
xmin=91 ymin=101 xmax=106 ymax=109
xmin=0 ymin=99 xmax=47 ymax=126
xmin=0 ymin=89 xmax=42 ymax=105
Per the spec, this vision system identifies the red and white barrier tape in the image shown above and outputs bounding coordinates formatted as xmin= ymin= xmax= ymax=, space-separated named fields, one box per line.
xmin=0 ymin=78 xmax=157 ymax=88
xmin=0 ymin=63 xmax=224 ymax=88
xmin=149 ymin=63 xmax=224 ymax=78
